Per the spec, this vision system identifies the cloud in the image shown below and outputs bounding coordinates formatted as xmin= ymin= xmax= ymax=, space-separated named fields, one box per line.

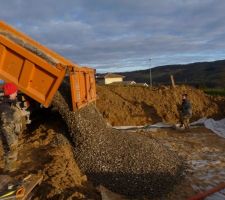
xmin=0 ymin=0 xmax=225 ymax=72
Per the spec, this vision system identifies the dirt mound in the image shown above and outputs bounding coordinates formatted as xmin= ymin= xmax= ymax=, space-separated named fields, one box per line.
xmin=52 ymin=88 xmax=185 ymax=197
xmin=0 ymin=115 xmax=99 ymax=199
xmin=97 ymin=85 xmax=225 ymax=126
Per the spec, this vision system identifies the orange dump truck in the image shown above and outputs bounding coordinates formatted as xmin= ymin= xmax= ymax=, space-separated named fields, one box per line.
xmin=0 ymin=21 xmax=96 ymax=111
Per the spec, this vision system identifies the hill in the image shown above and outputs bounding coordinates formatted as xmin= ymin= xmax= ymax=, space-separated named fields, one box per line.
xmin=119 ymin=60 xmax=225 ymax=88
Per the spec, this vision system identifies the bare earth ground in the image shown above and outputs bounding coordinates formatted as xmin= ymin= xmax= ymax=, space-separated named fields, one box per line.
xmin=1 ymin=124 xmax=224 ymax=199
xmin=0 ymin=85 xmax=224 ymax=199
xmin=0 ymin=113 xmax=100 ymax=200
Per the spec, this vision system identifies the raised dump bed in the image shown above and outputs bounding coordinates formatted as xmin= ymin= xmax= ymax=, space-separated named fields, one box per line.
xmin=0 ymin=21 xmax=96 ymax=110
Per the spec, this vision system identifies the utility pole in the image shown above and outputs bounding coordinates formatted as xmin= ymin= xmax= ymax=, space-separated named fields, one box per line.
xmin=170 ymin=74 xmax=176 ymax=88
xmin=149 ymin=58 xmax=152 ymax=87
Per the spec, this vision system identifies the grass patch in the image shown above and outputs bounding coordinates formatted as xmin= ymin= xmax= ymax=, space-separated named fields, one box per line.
xmin=204 ymin=88 xmax=225 ymax=96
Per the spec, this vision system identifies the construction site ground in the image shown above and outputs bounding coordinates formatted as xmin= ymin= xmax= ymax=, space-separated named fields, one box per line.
xmin=96 ymin=85 xmax=225 ymax=199
xmin=0 ymin=85 xmax=225 ymax=199
xmin=135 ymin=127 xmax=225 ymax=199
xmin=0 ymin=111 xmax=100 ymax=199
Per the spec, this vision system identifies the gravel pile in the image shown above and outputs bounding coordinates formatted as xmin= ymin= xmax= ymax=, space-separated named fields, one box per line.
xmin=0 ymin=31 xmax=58 ymax=66
xmin=52 ymin=87 xmax=185 ymax=197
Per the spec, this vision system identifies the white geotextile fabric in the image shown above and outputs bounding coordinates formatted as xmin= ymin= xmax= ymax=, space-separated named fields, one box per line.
xmin=114 ymin=122 xmax=173 ymax=130
xmin=147 ymin=122 xmax=173 ymax=128
xmin=113 ymin=126 xmax=144 ymax=130
xmin=114 ymin=119 xmax=225 ymax=139
xmin=191 ymin=118 xmax=225 ymax=138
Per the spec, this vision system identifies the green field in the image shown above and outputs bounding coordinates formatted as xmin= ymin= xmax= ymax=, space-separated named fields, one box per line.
xmin=204 ymin=88 xmax=225 ymax=96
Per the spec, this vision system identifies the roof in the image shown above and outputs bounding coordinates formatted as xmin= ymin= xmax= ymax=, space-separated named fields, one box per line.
xmin=104 ymin=73 xmax=125 ymax=79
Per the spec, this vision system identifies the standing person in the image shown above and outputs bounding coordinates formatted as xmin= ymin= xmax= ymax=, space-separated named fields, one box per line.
xmin=179 ymin=94 xmax=192 ymax=129
xmin=0 ymin=83 xmax=24 ymax=171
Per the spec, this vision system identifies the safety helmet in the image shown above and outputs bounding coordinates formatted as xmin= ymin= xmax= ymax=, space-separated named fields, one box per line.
xmin=3 ymin=82 xmax=18 ymax=96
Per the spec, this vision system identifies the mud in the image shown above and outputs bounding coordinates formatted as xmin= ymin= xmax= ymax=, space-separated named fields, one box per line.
xmin=51 ymin=87 xmax=185 ymax=197
xmin=139 ymin=127 xmax=225 ymax=199
xmin=97 ymin=85 xmax=225 ymax=126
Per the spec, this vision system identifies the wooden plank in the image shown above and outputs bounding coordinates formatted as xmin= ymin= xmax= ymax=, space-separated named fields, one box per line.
xmin=18 ymin=174 xmax=43 ymax=200
xmin=0 ymin=174 xmax=43 ymax=200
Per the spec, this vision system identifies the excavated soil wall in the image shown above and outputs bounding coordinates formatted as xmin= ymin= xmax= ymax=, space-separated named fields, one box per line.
xmin=97 ymin=85 xmax=225 ymax=126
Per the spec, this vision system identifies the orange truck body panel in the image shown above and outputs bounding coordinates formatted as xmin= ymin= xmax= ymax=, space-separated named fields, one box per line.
xmin=70 ymin=67 xmax=96 ymax=110
xmin=0 ymin=21 xmax=96 ymax=110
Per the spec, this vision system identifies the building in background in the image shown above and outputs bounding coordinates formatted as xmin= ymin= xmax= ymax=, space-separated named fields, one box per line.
xmin=104 ymin=73 xmax=125 ymax=84
xmin=96 ymin=73 xmax=125 ymax=85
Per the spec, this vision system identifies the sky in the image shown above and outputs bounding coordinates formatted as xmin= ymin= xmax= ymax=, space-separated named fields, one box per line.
xmin=1 ymin=0 xmax=225 ymax=72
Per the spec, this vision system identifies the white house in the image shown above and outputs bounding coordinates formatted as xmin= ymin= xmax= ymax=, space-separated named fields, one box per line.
xmin=104 ymin=73 xmax=125 ymax=84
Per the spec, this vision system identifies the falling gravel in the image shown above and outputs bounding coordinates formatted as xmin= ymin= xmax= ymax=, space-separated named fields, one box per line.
xmin=52 ymin=86 xmax=185 ymax=197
